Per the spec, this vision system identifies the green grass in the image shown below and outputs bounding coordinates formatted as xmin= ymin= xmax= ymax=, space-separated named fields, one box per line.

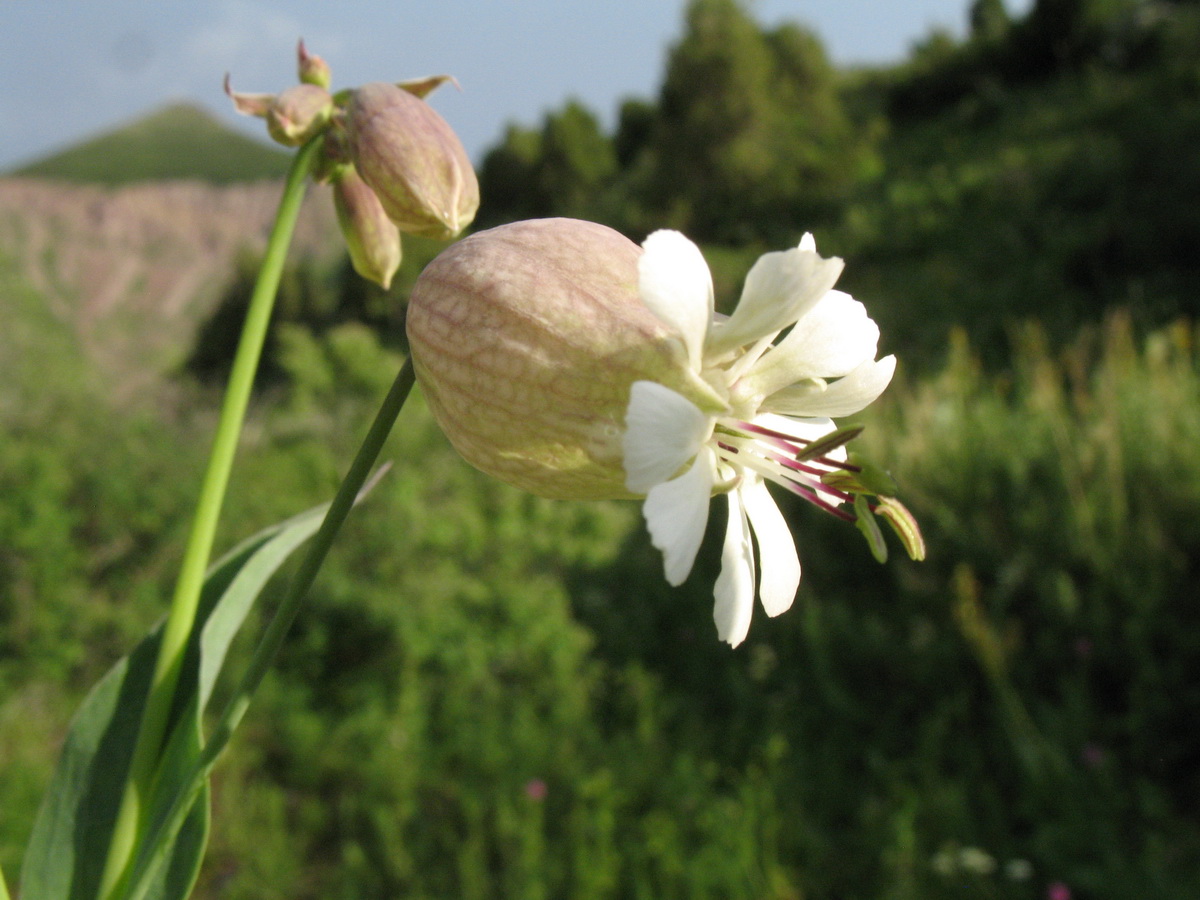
xmin=9 ymin=104 xmax=291 ymax=185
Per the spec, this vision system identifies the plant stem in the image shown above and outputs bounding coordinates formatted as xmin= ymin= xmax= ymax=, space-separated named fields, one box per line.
xmin=98 ymin=137 xmax=322 ymax=900
xmin=125 ymin=357 xmax=417 ymax=900
xmin=0 ymin=861 xmax=11 ymax=900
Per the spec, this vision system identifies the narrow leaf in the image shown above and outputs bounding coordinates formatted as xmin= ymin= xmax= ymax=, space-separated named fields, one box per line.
xmin=125 ymin=467 xmax=388 ymax=900
xmin=20 ymin=504 xmax=327 ymax=900
xmin=129 ymin=505 xmax=329 ymax=900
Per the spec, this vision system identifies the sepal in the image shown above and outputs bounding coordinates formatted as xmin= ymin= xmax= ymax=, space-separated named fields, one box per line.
xmin=297 ymin=39 xmax=331 ymax=89
xmin=397 ymin=74 xmax=458 ymax=99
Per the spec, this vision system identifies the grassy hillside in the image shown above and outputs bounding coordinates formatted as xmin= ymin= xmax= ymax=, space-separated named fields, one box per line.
xmin=830 ymin=60 xmax=1200 ymax=368
xmin=10 ymin=103 xmax=291 ymax=185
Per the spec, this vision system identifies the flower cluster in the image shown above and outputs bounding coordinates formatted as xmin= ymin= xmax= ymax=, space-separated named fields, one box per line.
xmin=227 ymin=41 xmax=478 ymax=289
xmin=407 ymin=218 xmax=923 ymax=646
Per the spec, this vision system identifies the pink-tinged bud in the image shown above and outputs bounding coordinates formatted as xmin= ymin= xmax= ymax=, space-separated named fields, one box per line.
xmin=266 ymin=84 xmax=334 ymax=147
xmin=297 ymin=39 xmax=331 ymax=89
xmin=406 ymin=218 xmax=713 ymax=500
xmin=343 ymin=82 xmax=479 ymax=239
xmin=226 ymin=77 xmax=334 ymax=148
xmin=333 ymin=165 xmax=402 ymax=289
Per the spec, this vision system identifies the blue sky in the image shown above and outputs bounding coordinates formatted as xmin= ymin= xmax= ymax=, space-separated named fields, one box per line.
xmin=0 ymin=0 xmax=1032 ymax=171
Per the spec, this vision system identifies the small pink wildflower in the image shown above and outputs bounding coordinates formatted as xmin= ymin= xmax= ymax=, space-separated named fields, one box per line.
xmin=1047 ymin=880 xmax=1072 ymax=900
xmin=524 ymin=778 xmax=548 ymax=802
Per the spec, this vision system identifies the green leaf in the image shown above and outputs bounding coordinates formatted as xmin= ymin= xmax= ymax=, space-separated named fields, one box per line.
xmin=20 ymin=504 xmax=327 ymax=900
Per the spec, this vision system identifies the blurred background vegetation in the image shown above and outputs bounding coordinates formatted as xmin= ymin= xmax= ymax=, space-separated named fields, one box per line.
xmin=2 ymin=0 xmax=1199 ymax=897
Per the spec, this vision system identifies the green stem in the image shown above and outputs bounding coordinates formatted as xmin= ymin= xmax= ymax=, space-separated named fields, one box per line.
xmin=0 ymin=860 xmax=11 ymax=900
xmin=98 ymin=137 xmax=322 ymax=900
xmin=124 ymin=358 xmax=417 ymax=900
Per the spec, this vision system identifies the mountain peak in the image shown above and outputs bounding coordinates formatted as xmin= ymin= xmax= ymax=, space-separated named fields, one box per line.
xmin=9 ymin=102 xmax=292 ymax=186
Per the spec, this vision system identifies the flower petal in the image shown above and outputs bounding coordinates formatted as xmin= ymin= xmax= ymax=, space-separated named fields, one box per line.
xmin=740 ymin=479 xmax=800 ymax=617
xmin=638 ymin=230 xmax=714 ymax=371
xmin=643 ymin=448 xmax=716 ymax=586
xmin=713 ymin=490 xmax=755 ymax=647
xmin=706 ymin=245 xmax=844 ymax=359
xmin=766 ymin=356 xmax=896 ymax=419
xmin=746 ymin=290 xmax=880 ymax=398
xmin=624 ymin=381 xmax=714 ymax=494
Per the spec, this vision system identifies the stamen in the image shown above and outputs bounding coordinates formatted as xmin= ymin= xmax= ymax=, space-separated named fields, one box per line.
xmin=714 ymin=440 xmax=855 ymax=519
xmin=765 ymin=449 xmax=835 ymax=479
xmin=739 ymin=420 xmax=814 ymax=444
xmin=710 ymin=417 xmax=865 ymax=523
xmin=716 ymin=441 xmax=811 ymax=488
xmin=795 ymin=485 xmax=856 ymax=521
xmin=722 ymin=419 xmax=862 ymax=473
xmin=762 ymin=450 xmax=854 ymax=502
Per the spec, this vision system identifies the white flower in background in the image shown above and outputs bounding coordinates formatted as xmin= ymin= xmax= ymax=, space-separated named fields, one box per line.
xmin=623 ymin=230 xmax=901 ymax=647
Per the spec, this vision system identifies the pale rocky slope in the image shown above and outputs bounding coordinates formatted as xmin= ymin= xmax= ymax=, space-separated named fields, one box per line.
xmin=0 ymin=177 xmax=339 ymax=383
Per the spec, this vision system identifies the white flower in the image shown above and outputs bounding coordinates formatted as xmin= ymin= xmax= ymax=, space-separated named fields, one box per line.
xmin=408 ymin=218 xmax=921 ymax=640
xmin=622 ymin=230 xmax=896 ymax=647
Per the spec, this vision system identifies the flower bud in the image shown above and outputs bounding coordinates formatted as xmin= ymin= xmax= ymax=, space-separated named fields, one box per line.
xmin=297 ymin=39 xmax=331 ymax=89
xmin=343 ymin=82 xmax=479 ymax=239
xmin=333 ymin=165 xmax=402 ymax=289
xmin=266 ymin=84 xmax=334 ymax=147
xmin=225 ymin=77 xmax=334 ymax=148
xmin=406 ymin=218 xmax=715 ymax=500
